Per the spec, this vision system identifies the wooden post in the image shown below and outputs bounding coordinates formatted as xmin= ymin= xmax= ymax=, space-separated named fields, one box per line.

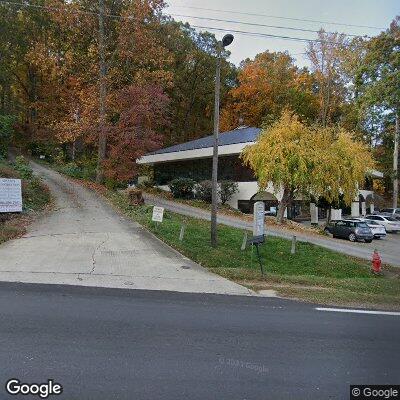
xmin=291 ymin=235 xmax=296 ymax=254
xmin=179 ymin=225 xmax=185 ymax=241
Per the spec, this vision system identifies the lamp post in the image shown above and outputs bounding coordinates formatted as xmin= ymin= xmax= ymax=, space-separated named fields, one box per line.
xmin=211 ymin=34 xmax=234 ymax=248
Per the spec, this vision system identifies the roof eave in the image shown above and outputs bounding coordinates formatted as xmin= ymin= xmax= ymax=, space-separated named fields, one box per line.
xmin=138 ymin=142 xmax=255 ymax=165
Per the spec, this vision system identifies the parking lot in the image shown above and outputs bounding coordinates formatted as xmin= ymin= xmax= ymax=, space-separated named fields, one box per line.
xmin=349 ymin=232 xmax=400 ymax=262
xmin=301 ymin=219 xmax=400 ymax=267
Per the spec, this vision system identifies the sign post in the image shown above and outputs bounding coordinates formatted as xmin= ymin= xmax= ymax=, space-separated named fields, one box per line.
xmin=151 ymin=206 xmax=164 ymax=230
xmin=248 ymin=201 xmax=266 ymax=275
xmin=0 ymin=178 xmax=22 ymax=213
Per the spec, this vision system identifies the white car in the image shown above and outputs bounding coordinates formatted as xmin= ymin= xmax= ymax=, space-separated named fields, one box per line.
xmin=365 ymin=215 xmax=400 ymax=233
xmin=350 ymin=218 xmax=386 ymax=238
xmin=380 ymin=208 xmax=400 ymax=220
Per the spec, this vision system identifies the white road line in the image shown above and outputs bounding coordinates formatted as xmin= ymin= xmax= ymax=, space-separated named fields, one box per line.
xmin=315 ymin=307 xmax=400 ymax=316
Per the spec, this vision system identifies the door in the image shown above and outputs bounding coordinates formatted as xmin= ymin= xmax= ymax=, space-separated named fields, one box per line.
xmin=333 ymin=221 xmax=347 ymax=237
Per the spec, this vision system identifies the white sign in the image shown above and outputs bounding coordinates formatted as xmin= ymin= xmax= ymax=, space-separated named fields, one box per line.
xmin=253 ymin=201 xmax=265 ymax=237
xmin=152 ymin=206 xmax=164 ymax=223
xmin=0 ymin=178 xmax=22 ymax=212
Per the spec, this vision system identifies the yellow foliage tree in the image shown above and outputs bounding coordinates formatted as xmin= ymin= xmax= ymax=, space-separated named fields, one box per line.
xmin=241 ymin=110 xmax=375 ymax=223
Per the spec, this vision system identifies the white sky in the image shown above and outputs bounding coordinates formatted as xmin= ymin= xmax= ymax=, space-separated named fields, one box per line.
xmin=166 ymin=0 xmax=399 ymax=67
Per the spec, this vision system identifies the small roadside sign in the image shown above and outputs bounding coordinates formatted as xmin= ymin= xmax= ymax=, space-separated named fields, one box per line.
xmin=152 ymin=206 xmax=164 ymax=223
xmin=0 ymin=178 xmax=22 ymax=213
xmin=253 ymin=201 xmax=265 ymax=238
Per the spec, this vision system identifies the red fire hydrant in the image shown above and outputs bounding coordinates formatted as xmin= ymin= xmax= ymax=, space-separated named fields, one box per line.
xmin=371 ymin=250 xmax=382 ymax=275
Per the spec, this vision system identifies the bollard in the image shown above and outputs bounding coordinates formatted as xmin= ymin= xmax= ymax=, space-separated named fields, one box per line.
xmin=291 ymin=235 xmax=296 ymax=254
xmin=241 ymin=232 xmax=248 ymax=251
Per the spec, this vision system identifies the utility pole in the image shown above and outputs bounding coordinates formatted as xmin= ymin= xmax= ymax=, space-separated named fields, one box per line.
xmin=96 ymin=0 xmax=107 ymax=183
xmin=210 ymin=43 xmax=222 ymax=248
xmin=210 ymin=34 xmax=234 ymax=248
xmin=393 ymin=111 xmax=399 ymax=208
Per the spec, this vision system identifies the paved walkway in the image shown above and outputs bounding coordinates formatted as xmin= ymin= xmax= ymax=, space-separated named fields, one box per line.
xmin=0 ymin=162 xmax=251 ymax=295
xmin=144 ymin=194 xmax=400 ymax=267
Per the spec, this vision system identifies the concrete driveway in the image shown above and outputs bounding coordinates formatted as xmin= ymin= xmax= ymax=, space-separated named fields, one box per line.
xmin=0 ymin=162 xmax=250 ymax=295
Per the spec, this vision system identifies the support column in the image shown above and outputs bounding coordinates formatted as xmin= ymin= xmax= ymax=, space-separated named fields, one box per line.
xmin=331 ymin=208 xmax=342 ymax=220
xmin=310 ymin=203 xmax=318 ymax=226
xmin=361 ymin=201 xmax=366 ymax=216
xmin=351 ymin=202 xmax=360 ymax=217
xmin=370 ymin=203 xmax=375 ymax=214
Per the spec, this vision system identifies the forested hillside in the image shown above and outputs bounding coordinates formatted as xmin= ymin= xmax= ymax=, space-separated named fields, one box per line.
xmin=0 ymin=1 xmax=398 ymax=198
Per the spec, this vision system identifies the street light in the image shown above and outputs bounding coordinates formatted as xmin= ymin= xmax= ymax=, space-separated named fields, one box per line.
xmin=211 ymin=34 xmax=234 ymax=248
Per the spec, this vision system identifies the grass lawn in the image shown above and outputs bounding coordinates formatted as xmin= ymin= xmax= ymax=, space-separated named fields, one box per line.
xmin=0 ymin=160 xmax=51 ymax=245
xmin=107 ymin=191 xmax=400 ymax=310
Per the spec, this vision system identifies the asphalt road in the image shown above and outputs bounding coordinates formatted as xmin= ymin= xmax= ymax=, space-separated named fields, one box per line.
xmin=144 ymin=194 xmax=400 ymax=267
xmin=1 ymin=283 xmax=399 ymax=400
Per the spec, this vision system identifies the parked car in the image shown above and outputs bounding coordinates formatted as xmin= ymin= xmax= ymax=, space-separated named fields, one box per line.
xmin=365 ymin=215 xmax=400 ymax=233
xmin=324 ymin=219 xmax=374 ymax=242
xmin=379 ymin=208 xmax=400 ymax=220
xmin=348 ymin=218 xmax=386 ymax=239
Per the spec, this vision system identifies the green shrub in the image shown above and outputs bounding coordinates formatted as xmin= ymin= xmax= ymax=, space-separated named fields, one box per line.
xmin=14 ymin=156 xmax=33 ymax=180
xmin=23 ymin=177 xmax=51 ymax=211
xmin=0 ymin=115 xmax=16 ymax=158
xmin=104 ymin=178 xmax=127 ymax=190
xmin=219 ymin=180 xmax=238 ymax=204
xmin=59 ymin=162 xmax=83 ymax=178
xmin=195 ymin=180 xmax=213 ymax=203
xmin=78 ymin=156 xmax=97 ymax=181
xmin=169 ymin=177 xmax=196 ymax=199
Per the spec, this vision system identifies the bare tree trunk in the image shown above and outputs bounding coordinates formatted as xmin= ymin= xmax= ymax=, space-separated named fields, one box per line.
xmin=393 ymin=111 xmax=399 ymax=208
xmin=96 ymin=0 xmax=107 ymax=184
xmin=276 ymin=186 xmax=291 ymax=224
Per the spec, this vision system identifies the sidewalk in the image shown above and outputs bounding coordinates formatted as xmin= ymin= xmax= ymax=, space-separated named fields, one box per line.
xmin=143 ymin=193 xmax=400 ymax=267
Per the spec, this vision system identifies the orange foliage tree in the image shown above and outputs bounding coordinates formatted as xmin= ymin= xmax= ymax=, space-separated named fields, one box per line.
xmin=220 ymin=51 xmax=318 ymax=130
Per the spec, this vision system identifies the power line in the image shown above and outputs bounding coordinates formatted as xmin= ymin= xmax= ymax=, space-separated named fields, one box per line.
xmin=169 ymin=13 xmax=369 ymax=38
xmin=189 ymin=25 xmax=336 ymax=44
xmin=168 ymin=4 xmax=386 ymax=31
xmin=0 ymin=0 xmax=360 ymax=44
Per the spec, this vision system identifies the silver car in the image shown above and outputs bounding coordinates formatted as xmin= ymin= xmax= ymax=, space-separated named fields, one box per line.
xmin=380 ymin=208 xmax=400 ymax=220
xmin=349 ymin=218 xmax=386 ymax=239
xmin=365 ymin=215 xmax=400 ymax=233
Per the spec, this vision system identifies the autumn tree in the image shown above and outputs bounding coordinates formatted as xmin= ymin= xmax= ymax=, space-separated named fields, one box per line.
xmin=103 ymin=84 xmax=169 ymax=182
xmin=159 ymin=21 xmax=237 ymax=144
xmin=241 ymin=110 xmax=374 ymax=223
xmin=356 ymin=16 xmax=400 ymax=207
xmin=306 ymin=30 xmax=349 ymax=127
xmin=220 ymin=51 xmax=317 ymax=130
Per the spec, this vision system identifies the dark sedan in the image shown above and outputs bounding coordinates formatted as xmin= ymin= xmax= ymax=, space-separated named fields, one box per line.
xmin=324 ymin=219 xmax=374 ymax=243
